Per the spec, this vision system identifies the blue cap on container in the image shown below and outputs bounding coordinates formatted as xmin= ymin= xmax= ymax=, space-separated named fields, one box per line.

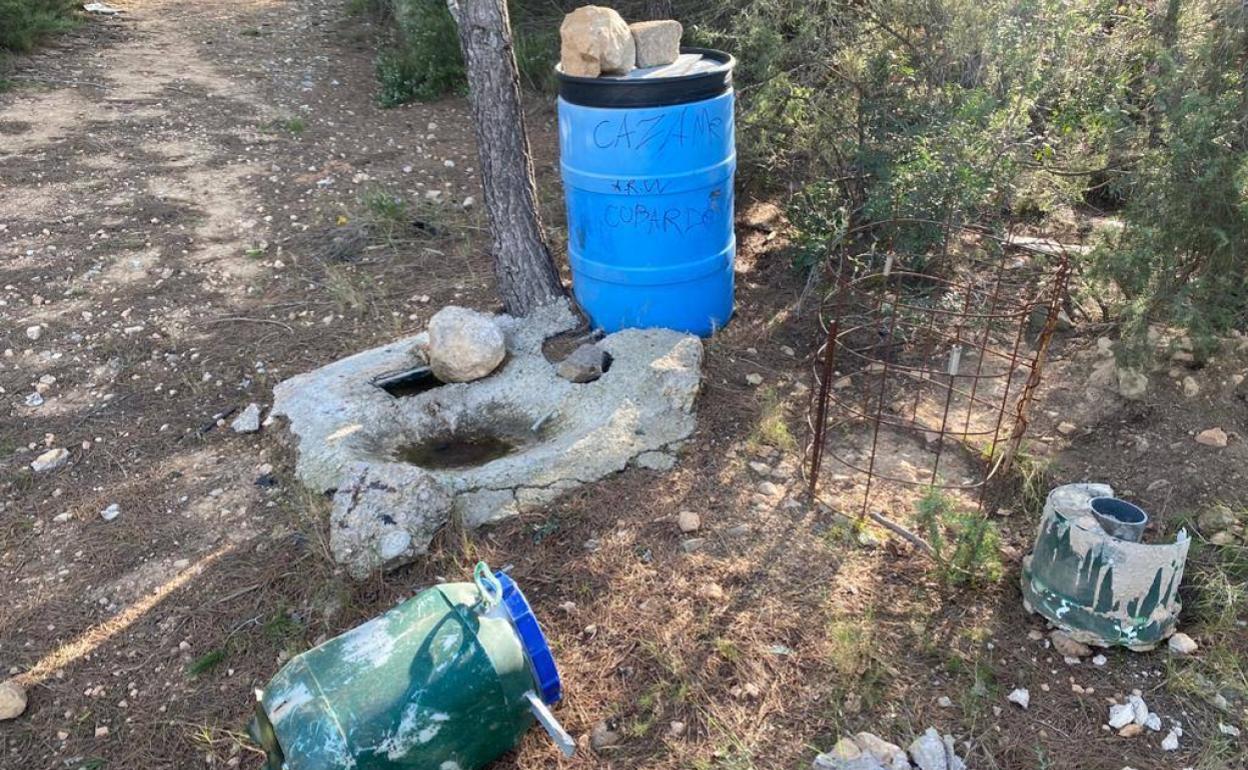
xmin=495 ymin=571 xmax=562 ymax=705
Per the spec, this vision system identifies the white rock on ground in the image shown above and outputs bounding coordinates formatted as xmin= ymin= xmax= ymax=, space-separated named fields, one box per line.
xmin=629 ymin=20 xmax=682 ymax=68
xmin=1107 ymin=702 xmax=1135 ymax=729
xmin=329 ymin=462 xmax=453 ymax=580
xmin=1007 ymin=688 xmax=1030 ymax=709
xmin=25 ymin=325 xmax=42 ymax=341
xmin=856 ymin=733 xmax=908 ymax=768
xmin=560 ymin=5 xmax=635 ymax=78
xmin=100 ymin=503 xmax=120 ymax=521
xmin=231 ymin=402 xmax=262 ymax=433
xmin=907 ymin=728 xmax=948 ymax=770
xmin=30 ymin=447 xmax=69 ymax=473
xmin=426 ymin=305 xmax=506 ymax=383
xmin=0 ymin=679 xmax=27 ymax=720
xmin=1161 ymin=730 xmax=1180 ymax=751
xmin=678 ymin=510 xmax=701 ymax=532
xmin=1128 ymin=693 xmax=1149 ymax=725
xmin=1168 ymin=632 xmax=1198 ymax=655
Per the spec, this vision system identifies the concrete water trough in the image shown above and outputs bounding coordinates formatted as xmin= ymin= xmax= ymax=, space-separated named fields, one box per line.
xmin=270 ymin=301 xmax=703 ymax=578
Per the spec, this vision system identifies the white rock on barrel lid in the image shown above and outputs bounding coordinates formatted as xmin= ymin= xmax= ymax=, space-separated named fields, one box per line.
xmin=629 ymin=20 xmax=682 ymax=68
xmin=425 ymin=305 xmax=506 ymax=383
xmin=560 ymin=5 xmax=635 ymax=78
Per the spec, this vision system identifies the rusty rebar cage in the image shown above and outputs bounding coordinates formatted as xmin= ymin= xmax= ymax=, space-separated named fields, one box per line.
xmin=806 ymin=226 xmax=1070 ymax=517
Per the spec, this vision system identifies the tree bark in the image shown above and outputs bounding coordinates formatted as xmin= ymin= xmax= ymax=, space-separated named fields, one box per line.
xmin=447 ymin=0 xmax=566 ymax=316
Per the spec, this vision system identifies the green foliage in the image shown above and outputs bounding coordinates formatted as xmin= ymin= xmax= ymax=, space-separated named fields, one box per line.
xmin=915 ymin=489 xmax=1003 ymax=587
xmin=1092 ymin=3 xmax=1248 ymax=352
xmin=375 ymin=0 xmax=465 ymax=106
xmin=185 ymin=649 xmax=227 ymax=678
xmin=0 ymin=0 xmax=77 ymax=54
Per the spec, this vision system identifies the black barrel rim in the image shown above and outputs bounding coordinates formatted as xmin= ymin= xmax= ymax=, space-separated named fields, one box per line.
xmin=557 ymin=47 xmax=735 ymax=108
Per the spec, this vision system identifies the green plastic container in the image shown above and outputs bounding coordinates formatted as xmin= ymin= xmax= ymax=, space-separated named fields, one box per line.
xmin=249 ymin=565 xmax=571 ymax=770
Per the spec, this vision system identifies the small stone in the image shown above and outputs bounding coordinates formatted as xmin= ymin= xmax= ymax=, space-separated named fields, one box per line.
xmin=937 ymin=696 xmax=953 ymax=708
xmin=697 ymin=582 xmax=724 ymax=600
xmin=1182 ymin=375 xmax=1200 ymax=397
xmin=1195 ymin=427 xmax=1229 ymax=447
xmin=629 ymin=20 xmax=682 ymax=68
xmin=560 ymin=6 xmax=635 ymax=78
xmin=907 ymin=728 xmax=947 ymax=770
xmin=94 ymin=725 xmax=109 ymax=738
xmin=30 ymin=447 xmax=69 ymax=473
xmin=558 ymin=601 xmax=577 ymax=613
xmin=1107 ymin=702 xmax=1134 ymax=729
xmin=745 ymin=373 xmax=763 ymax=386
xmin=1057 ymin=421 xmax=1078 ymax=435
xmin=1117 ymin=723 xmax=1143 ymax=738
xmin=1007 ymin=688 xmax=1030 ymax=709
xmin=1092 ymin=654 xmax=1107 ymax=666
xmin=1027 ymin=629 xmax=1045 ymax=641
xmin=1050 ymin=630 xmax=1092 ymax=658
xmin=426 ymin=305 xmax=505 ymax=383
xmin=678 ymin=510 xmax=701 ymax=532
xmin=1198 ymin=506 xmax=1237 ymax=532
xmin=854 ymin=733 xmax=907 ymax=767
xmin=25 ymin=325 xmax=42 ymax=341
xmin=723 ymin=524 xmax=751 ymax=537
xmin=25 ymin=392 xmax=44 ymax=407
xmin=1210 ymin=530 xmax=1238 ymax=546
xmin=1128 ymin=694 xmax=1148 ymax=725
xmin=100 ymin=504 xmax=121 ymax=522
xmin=556 ymin=343 xmax=608 ymax=383
xmin=757 ymin=481 xmax=782 ymax=497
xmin=590 ymin=720 xmax=622 ymax=752
xmin=1144 ymin=712 xmax=1161 ymax=732
xmin=0 ymin=680 xmax=27 ymax=720
xmin=667 ymin=720 xmax=686 ymax=738
xmin=1219 ymin=722 xmax=1241 ymax=737
xmin=230 ymin=403 xmax=262 ymax=434
xmin=748 ymin=461 xmax=772 ymax=475
xmin=1160 ymin=730 xmax=1179 ymax=751
xmin=680 ymin=537 xmax=706 ymax=553
xmin=1168 ymin=632 xmax=1198 ymax=655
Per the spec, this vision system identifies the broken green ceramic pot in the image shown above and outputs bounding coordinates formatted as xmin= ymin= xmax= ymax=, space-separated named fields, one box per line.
xmin=248 ymin=563 xmax=572 ymax=770
xmin=1021 ymin=483 xmax=1190 ymax=651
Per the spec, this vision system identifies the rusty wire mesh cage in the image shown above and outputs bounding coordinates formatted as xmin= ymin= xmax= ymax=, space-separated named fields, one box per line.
xmin=806 ymin=226 xmax=1071 ymax=518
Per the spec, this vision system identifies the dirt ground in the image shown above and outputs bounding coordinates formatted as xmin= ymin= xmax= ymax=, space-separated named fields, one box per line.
xmin=2 ymin=2 xmax=1245 ymax=769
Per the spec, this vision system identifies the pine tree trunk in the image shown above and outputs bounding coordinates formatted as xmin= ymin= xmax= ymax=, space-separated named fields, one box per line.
xmin=447 ymin=0 xmax=566 ymax=316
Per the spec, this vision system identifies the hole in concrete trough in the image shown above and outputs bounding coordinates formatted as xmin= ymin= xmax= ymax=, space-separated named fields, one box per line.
xmin=372 ymin=366 xmax=441 ymax=398
xmin=397 ymin=432 xmax=519 ymax=469
xmin=395 ymin=411 xmax=551 ymax=470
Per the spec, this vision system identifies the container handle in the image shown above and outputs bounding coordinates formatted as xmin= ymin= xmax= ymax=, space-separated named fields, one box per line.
xmin=524 ymin=690 xmax=575 ymax=757
xmin=473 ymin=561 xmax=504 ymax=611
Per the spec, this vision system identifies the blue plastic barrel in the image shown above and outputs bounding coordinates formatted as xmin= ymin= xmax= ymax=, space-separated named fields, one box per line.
xmin=557 ymin=49 xmax=736 ymax=336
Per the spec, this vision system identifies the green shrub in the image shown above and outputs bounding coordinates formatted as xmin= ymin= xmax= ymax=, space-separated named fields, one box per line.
xmin=0 ymin=0 xmax=78 ymax=54
xmin=915 ymin=489 xmax=1003 ymax=587
xmin=375 ymin=0 xmax=465 ymax=106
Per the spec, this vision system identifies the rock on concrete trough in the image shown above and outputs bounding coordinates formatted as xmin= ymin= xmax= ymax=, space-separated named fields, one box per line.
xmin=426 ymin=305 xmax=506 ymax=383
